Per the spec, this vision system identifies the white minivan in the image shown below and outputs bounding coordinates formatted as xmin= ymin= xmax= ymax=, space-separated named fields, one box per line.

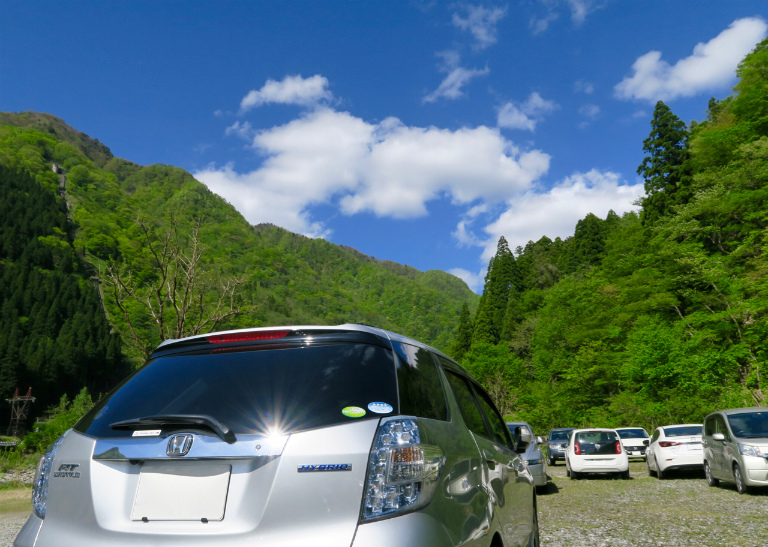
xmin=702 ymin=407 xmax=768 ymax=494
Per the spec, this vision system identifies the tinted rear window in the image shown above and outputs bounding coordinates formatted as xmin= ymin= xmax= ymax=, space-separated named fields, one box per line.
xmin=549 ymin=430 xmax=573 ymax=441
xmin=392 ymin=342 xmax=448 ymax=421
xmin=616 ymin=428 xmax=648 ymax=439
xmin=76 ymin=343 xmax=398 ymax=438
xmin=574 ymin=431 xmax=619 ymax=455
xmin=663 ymin=425 xmax=702 ymax=437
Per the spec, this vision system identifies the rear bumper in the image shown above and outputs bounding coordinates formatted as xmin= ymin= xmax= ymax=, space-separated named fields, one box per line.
xmin=658 ymin=453 xmax=703 ymax=472
xmin=352 ymin=511 xmax=456 ymax=547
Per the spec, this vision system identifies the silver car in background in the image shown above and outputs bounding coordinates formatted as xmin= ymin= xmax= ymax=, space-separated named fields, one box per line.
xmin=703 ymin=407 xmax=768 ymax=494
xmin=545 ymin=428 xmax=575 ymax=466
xmin=18 ymin=324 xmax=540 ymax=547
xmin=507 ymin=422 xmax=547 ymax=493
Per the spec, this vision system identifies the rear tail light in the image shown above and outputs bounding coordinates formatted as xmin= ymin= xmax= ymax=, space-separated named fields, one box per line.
xmin=360 ymin=417 xmax=444 ymax=522
xmin=574 ymin=442 xmax=581 ymax=455
xmin=616 ymin=441 xmax=622 ymax=454
xmin=659 ymin=441 xmax=681 ymax=448
xmin=32 ymin=430 xmax=69 ymax=519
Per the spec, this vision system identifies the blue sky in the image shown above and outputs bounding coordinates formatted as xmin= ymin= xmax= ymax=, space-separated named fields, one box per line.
xmin=2 ymin=1 xmax=766 ymax=292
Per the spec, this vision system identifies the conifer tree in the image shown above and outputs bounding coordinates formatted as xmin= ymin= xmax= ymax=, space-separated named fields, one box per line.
xmin=448 ymin=303 xmax=474 ymax=360
xmin=637 ymin=101 xmax=692 ymax=225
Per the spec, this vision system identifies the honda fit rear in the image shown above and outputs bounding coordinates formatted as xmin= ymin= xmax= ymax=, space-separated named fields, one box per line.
xmin=17 ymin=324 xmax=539 ymax=547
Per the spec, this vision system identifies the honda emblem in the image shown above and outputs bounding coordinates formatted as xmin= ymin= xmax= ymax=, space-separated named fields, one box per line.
xmin=166 ymin=434 xmax=194 ymax=457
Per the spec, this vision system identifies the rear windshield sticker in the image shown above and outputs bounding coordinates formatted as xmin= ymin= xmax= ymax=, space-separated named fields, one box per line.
xmin=342 ymin=406 xmax=366 ymax=418
xmin=368 ymin=402 xmax=393 ymax=414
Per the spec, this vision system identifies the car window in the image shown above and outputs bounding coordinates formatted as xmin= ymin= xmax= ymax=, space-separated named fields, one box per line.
xmin=704 ymin=417 xmax=716 ymax=436
xmin=549 ymin=429 xmax=572 ymax=441
xmin=616 ymin=428 xmax=648 ymax=438
xmin=443 ymin=369 xmax=490 ymax=438
xmin=472 ymin=385 xmax=514 ymax=449
xmin=663 ymin=425 xmax=702 ymax=437
xmin=714 ymin=415 xmax=730 ymax=439
xmin=574 ymin=431 xmax=619 ymax=455
xmin=75 ymin=342 xmax=399 ymax=437
xmin=727 ymin=412 xmax=768 ymax=437
xmin=391 ymin=342 xmax=448 ymax=421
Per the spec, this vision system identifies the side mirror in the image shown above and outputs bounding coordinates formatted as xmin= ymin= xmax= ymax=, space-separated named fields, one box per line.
xmin=712 ymin=432 xmax=725 ymax=441
xmin=537 ymin=436 xmax=545 ymax=445
xmin=643 ymin=440 xmax=649 ymax=446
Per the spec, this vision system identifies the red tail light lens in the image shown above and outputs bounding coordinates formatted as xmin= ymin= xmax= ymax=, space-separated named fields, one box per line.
xmin=658 ymin=441 xmax=680 ymax=448
xmin=207 ymin=330 xmax=290 ymax=344
xmin=616 ymin=441 xmax=622 ymax=454
xmin=574 ymin=442 xmax=581 ymax=455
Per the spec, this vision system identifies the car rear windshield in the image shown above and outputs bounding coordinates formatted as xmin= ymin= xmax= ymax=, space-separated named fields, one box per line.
xmin=75 ymin=342 xmax=399 ymax=438
xmin=574 ymin=431 xmax=619 ymax=455
xmin=616 ymin=428 xmax=648 ymax=439
xmin=727 ymin=412 xmax=768 ymax=438
xmin=663 ymin=425 xmax=702 ymax=437
xmin=549 ymin=430 xmax=572 ymax=441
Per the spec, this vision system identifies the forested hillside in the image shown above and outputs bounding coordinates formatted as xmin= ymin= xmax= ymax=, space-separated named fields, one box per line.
xmin=0 ymin=164 xmax=128 ymax=425
xmin=0 ymin=109 xmax=479 ymax=424
xmin=453 ymin=38 xmax=768 ymax=432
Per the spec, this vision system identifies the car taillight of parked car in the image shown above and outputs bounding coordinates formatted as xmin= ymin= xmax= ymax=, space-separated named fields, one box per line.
xmin=615 ymin=441 xmax=622 ymax=454
xmin=659 ymin=441 xmax=680 ymax=447
xmin=360 ymin=417 xmax=445 ymax=522
xmin=574 ymin=442 xmax=581 ymax=455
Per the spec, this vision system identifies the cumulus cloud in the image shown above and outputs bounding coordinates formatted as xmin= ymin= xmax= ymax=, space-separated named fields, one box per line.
xmin=452 ymin=4 xmax=508 ymax=50
xmin=194 ymin=108 xmax=550 ymax=238
xmin=474 ymin=169 xmax=644 ymax=261
xmin=578 ymin=104 xmax=600 ymax=118
xmin=239 ymin=74 xmax=332 ymax=112
xmin=225 ymin=121 xmax=255 ymax=140
xmin=615 ymin=17 xmax=768 ymax=103
xmin=497 ymin=92 xmax=559 ymax=131
xmin=448 ymin=267 xmax=487 ymax=292
xmin=424 ymin=51 xmax=490 ymax=103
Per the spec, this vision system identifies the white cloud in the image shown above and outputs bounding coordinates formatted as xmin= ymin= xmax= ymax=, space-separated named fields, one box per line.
xmin=574 ymin=80 xmax=594 ymax=94
xmin=448 ymin=267 xmax=487 ymax=293
xmin=497 ymin=92 xmax=559 ymax=131
xmin=424 ymin=51 xmax=489 ymax=103
xmin=530 ymin=0 xmax=600 ymax=33
xmin=225 ymin=121 xmax=255 ymax=140
xmin=239 ymin=74 xmax=332 ymax=112
xmin=194 ymin=108 xmax=550 ymax=238
xmin=452 ymin=4 xmax=508 ymax=50
xmin=530 ymin=12 xmax=558 ymax=35
xmin=615 ymin=17 xmax=768 ymax=103
xmin=578 ymin=104 xmax=600 ymax=119
xmin=476 ymin=169 xmax=644 ymax=261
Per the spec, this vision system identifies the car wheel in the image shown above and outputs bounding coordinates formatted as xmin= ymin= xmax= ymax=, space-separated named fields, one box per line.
xmin=733 ymin=463 xmax=749 ymax=495
xmin=622 ymin=470 xmax=630 ymax=480
xmin=570 ymin=470 xmax=580 ymax=480
xmin=646 ymin=457 xmax=656 ymax=477
xmin=657 ymin=465 xmax=665 ymax=480
xmin=704 ymin=461 xmax=719 ymax=487
xmin=547 ymin=457 xmax=555 ymax=466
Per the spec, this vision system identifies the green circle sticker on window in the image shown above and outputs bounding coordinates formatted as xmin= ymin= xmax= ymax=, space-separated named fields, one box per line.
xmin=342 ymin=406 xmax=366 ymax=418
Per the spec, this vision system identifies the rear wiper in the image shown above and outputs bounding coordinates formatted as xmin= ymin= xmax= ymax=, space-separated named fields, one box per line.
xmin=110 ymin=414 xmax=237 ymax=444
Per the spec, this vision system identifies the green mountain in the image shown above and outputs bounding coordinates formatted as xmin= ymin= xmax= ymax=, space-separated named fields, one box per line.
xmin=0 ymin=112 xmax=479 ymax=420
xmin=457 ymin=38 xmax=768 ymax=432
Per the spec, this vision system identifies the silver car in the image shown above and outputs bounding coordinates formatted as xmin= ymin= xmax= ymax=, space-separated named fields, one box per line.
xmin=702 ymin=407 xmax=768 ymax=494
xmin=507 ymin=422 xmax=547 ymax=492
xmin=18 ymin=324 xmax=540 ymax=547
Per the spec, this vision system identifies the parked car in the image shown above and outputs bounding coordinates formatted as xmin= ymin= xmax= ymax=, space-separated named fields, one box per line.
xmin=18 ymin=324 xmax=540 ymax=547
xmin=615 ymin=427 xmax=650 ymax=460
xmin=645 ymin=424 xmax=703 ymax=479
xmin=546 ymin=428 xmax=576 ymax=466
xmin=507 ymin=421 xmax=547 ymax=492
xmin=702 ymin=407 xmax=768 ymax=494
xmin=565 ymin=428 xmax=629 ymax=480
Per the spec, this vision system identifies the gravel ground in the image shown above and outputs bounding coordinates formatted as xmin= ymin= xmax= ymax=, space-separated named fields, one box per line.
xmin=538 ymin=460 xmax=768 ymax=547
xmin=1 ymin=462 xmax=765 ymax=546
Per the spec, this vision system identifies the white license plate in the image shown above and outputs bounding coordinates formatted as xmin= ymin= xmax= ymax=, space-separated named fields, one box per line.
xmin=131 ymin=464 xmax=231 ymax=521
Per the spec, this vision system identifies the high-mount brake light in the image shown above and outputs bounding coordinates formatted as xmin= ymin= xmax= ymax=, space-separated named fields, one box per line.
xmin=207 ymin=330 xmax=290 ymax=344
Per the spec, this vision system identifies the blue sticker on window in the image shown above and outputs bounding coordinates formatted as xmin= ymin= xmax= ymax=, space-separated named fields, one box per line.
xmin=368 ymin=402 xmax=393 ymax=414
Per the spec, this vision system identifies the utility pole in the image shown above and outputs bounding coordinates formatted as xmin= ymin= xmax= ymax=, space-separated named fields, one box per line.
xmin=6 ymin=387 xmax=35 ymax=438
